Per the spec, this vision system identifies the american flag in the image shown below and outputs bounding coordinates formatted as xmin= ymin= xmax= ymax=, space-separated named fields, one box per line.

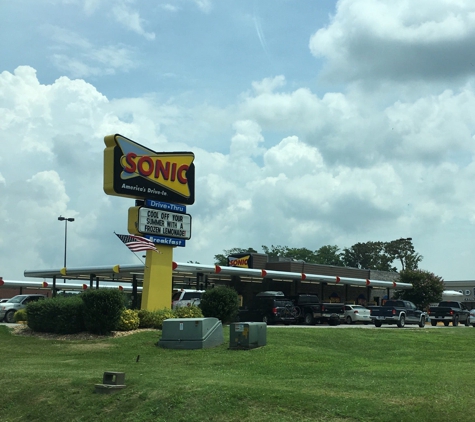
xmin=115 ymin=233 xmax=158 ymax=253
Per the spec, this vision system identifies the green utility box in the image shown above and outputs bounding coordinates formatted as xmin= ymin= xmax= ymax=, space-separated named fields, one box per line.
xmin=229 ymin=322 xmax=267 ymax=350
xmin=157 ymin=317 xmax=223 ymax=349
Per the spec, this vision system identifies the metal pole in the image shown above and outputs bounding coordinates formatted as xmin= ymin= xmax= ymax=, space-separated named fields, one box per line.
xmin=63 ymin=219 xmax=68 ymax=268
xmin=58 ymin=216 xmax=74 ymax=269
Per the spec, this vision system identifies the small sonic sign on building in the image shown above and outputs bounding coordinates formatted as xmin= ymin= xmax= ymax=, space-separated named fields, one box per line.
xmin=103 ymin=134 xmax=195 ymax=205
xmin=228 ymin=254 xmax=252 ymax=268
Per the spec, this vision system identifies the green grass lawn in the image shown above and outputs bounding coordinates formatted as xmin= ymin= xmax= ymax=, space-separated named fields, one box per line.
xmin=1 ymin=325 xmax=474 ymax=422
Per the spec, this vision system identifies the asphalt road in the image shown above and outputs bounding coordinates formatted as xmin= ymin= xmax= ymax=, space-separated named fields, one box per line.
xmin=1 ymin=322 xmax=473 ymax=329
xmin=266 ymin=322 xmax=475 ymax=329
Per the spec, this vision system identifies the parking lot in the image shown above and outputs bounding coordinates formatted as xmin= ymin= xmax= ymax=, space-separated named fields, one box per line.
xmin=266 ymin=322 xmax=474 ymax=329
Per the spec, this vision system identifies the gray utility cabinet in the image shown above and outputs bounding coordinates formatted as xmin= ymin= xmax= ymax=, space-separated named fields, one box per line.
xmin=158 ymin=317 xmax=223 ymax=349
xmin=229 ymin=322 xmax=267 ymax=349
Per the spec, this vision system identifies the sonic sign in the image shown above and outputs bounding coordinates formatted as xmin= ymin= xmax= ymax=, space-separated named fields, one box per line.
xmin=103 ymin=134 xmax=195 ymax=204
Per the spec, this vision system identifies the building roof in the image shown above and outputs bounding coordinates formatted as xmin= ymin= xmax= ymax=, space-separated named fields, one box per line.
xmin=21 ymin=262 xmax=413 ymax=290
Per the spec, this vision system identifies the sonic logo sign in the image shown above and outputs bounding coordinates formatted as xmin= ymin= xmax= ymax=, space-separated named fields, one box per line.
xmin=228 ymin=255 xmax=251 ymax=268
xmin=104 ymin=134 xmax=195 ymax=204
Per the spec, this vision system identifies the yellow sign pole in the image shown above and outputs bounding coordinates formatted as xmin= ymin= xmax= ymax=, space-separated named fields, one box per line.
xmin=141 ymin=245 xmax=174 ymax=310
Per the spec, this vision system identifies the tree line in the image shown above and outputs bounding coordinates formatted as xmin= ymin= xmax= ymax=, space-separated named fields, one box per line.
xmin=214 ymin=238 xmax=422 ymax=272
xmin=213 ymin=240 xmax=447 ymax=309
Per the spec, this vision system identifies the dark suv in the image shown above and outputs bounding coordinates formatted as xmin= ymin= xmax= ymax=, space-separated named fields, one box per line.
xmin=237 ymin=291 xmax=298 ymax=325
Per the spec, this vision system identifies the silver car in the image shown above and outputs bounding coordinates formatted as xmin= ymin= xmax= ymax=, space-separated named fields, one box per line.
xmin=0 ymin=294 xmax=46 ymax=323
xmin=470 ymin=309 xmax=475 ymax=327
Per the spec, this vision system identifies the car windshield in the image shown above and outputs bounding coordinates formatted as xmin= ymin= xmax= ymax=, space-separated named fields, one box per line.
xmin=172 ymin=292 xmax=182 ymax=300
xmin=8 ymin=296 xmax=26 ymax=303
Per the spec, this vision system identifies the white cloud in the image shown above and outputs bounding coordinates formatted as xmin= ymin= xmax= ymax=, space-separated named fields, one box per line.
xmin=230 ymin=120 xmax=265 ymax=157
xmin=310 ymin=0 xmax=475 ymax=83
xmin=42 ymin=26 xmax=138 ymax=78
xmin=160 ymin=4 xmax=180 ymax=12
xmin=385 ymin=87 xmax=475 ymax=161
xmin=192 ymin=0 xmax=212 ymax=13
xmin=3 ymin=66 xmax=474 ymax=280
xmin=112 ymin=3 xmax=156 ymax=40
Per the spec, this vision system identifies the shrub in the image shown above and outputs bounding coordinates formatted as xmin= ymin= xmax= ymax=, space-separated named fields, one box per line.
xmin=81 ymin=289 xmax=125 ymax=335
xmin=27 ymin=296 xmax=85 ymax=334
xmin=117 ymin=309 xmax=140 ymax=331
xmin=14 ymin=308 xmax=27 ymax=322
xmin=138 ymin=307 xmax=203 ymax=329
xmin=138 ymin=308 xmax=175 ymax=329
xmin=151 ymin=308 xmax=176 ymax=329
xmin=137 ymin=309 xmax=156 ymax=328
xmin=174 ymin=305 xmax=203 ymax=319
xmin=199 ymin=286 xmax=239 ymax=323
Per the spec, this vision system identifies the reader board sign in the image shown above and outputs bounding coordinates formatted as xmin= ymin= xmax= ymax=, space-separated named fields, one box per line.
xmin=128 ymin=206 xmax=192 ymax=240
xmin=104 ymin=134 xmax=195 ymax=204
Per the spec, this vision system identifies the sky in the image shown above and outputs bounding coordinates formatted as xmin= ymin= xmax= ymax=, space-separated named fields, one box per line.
xmin=1 ymin=0 xmax=475 ymax=282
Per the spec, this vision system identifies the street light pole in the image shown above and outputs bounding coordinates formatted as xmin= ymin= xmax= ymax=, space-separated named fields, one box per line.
xmin=58 ymin=216 xmax=75 ymax=268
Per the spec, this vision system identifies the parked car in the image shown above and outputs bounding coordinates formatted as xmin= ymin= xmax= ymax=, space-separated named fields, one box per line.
xmin=428 ymin=301 xmax=470 ymax=326
xmin=369 ymin=300 xmax=426 ymax=328
xmin=236 ymin=291 xmax=298 ymax=325
xmin=0 ymin=294 xmax=46 ymax=323
xmin=344 ymin=304 xmax=371 ymax=324
xmin=470 ymin=309 xmax=475 ymax=327
xmin=171 ymin=289 xmax=205 ymax=309
xmin=289 ymin=294 xmax=345 ymax=325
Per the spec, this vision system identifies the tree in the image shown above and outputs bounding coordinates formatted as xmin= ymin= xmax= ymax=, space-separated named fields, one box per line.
xmin=261 ymin=245 xmax=314 ymax=262
xmin=384 ymin=238 xmax=422 ymax=271
xmin=341 ymin=239 xmax=423 ymax=272
xmin=314 ymin=245 xmax=344 ymax=266
xmin=392 ymin=269 xmax=444 ymax=310
xmin=342 ymin=241 xmax=394 ymax=271
xmin=214 ymin=247 xmax=257 ymax=266
xmin=261 ymin=244 xmax=291 ymax=258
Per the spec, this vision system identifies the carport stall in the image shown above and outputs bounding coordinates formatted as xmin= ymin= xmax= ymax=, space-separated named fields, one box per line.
xmin=23 ymin=264 xmax=145 ymax=308
xmin=22 ymin=263 xmax=413 ymax=308
xmin=190 ymin=264 xmax=413 ymax=306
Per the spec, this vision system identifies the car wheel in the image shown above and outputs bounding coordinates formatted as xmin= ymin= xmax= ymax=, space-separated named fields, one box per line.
xmin=443 ymin=321 xmax=450 ymax=326
xmin=431 ymin=320 xmax=437 ymax=326
xmin=453 ymin=316 xmax=459 ymax=327
xmin=5 ymin=310 xmax=16 ymax=324
xmin=419 ymin=315 xmax=426 ymax=328
xmin=397 ymin=315 xmax=405 ymax=328
xmin=464 ymin=318 xmax=470 ymax=327
xmin=374 ymin=321 xmax=382 ymax=328
xmin=346 ymin=316 xmax=353 ymax=325
xmin=304 ymin=313 xmax=315 ymax=325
